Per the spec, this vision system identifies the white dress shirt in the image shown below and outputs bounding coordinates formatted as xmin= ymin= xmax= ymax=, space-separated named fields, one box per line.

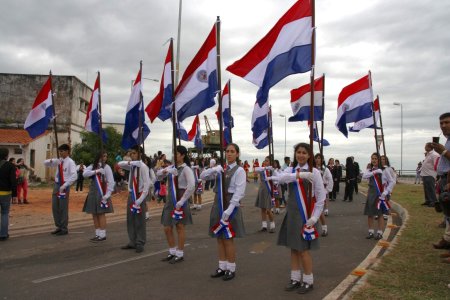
xmin=83 ymin=164 xmax=115 ymax=199
xmin=44 ymin=157 xmax=77 ymax=189
xmin=277 ymin=163 xmax=326 ymax=220
xmin=156 ymin=163 xmax=195 ymax=205
xmin=118 ymin=160 xmax=150 ymax=202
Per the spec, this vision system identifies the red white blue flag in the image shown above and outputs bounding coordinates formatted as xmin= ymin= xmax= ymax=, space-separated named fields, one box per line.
xmin=146 ymin=42 xmax=173 ymax=122
xmin=349 ymin=96 xmax=381 ymax=132
xmin=121 ymin=69 xmax=151 ymax=150
xmin=226 ymin=0 xmax=313 ymax=149
xmin=289 ymin=76 xmax=324 ymax=122
xmin=335 ymin=73 xmax=374 ymax=137
xmin=84 ymin=73 xmax=107 ymax=142
xmin=175 ymin=23 xmax=218 ymax=122
xmin=215 ymin=80 xmax=233 ymax=146
xmin=187 ymin=115 xmax=203 ymax=149
xmin=24 ymin=75 xmax=54 ymax=138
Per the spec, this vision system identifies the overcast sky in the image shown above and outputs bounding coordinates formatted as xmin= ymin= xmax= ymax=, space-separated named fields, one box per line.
xmin=1 ymin=0 xmax=449 ymax=171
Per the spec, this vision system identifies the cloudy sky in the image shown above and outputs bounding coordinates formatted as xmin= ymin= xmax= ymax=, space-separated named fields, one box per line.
xmin=1 ymin=0 xmax=449 ymax=171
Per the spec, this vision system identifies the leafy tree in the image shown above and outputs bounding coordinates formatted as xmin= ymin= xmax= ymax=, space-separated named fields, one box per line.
xmin=72 ymin=126 xmax=125 ymax=166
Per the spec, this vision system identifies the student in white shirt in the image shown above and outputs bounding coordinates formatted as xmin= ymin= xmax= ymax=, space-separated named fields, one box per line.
xmin=43 ymin=144 xmax=77 ymax=236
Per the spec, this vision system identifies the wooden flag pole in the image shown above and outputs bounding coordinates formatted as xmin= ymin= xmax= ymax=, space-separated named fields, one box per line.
xmin=320 ymin=74 xmax=325 ymax=157
xmin=228 ymin=80 xmax=233 ymax=143
xmin=49 ymin=71 xmax=60 ymax=158
xmin=169 ymin=38 xmax=177 ymax=165
xmin=377 ymin=95 xmax=387 ymax=157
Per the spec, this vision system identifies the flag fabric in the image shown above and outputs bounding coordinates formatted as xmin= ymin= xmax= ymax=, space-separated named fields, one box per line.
xmin=84 ymin=74 xmax=107 ymax=142
xmin=121 ymin=69 xmax=150 ymax=150
xmin=175 ymin=24 xmax=218 ymax=122
xmin=349 ymin=96 xmax=381 ymax=132
xmin=187 ymin=115 xmax=203 ymax=149
xmin=226 ymin=0 xmax=313 ymax=149
xmin=145 ymin=43 xmax=173 ymax=122
xmin=24 ymin=76 xmax=54 ymax=138
xmin=226 ymin=0 xmax=312 ymax=92
xmin=177 ymin=121 xmax=189 ymax=141
xmin=310 ymin=121 xmax=330 ymax=146
xmin=215 ymin=80 xmax=234 ymax=145
xmin=251 ymin=98 xmax=270 ymax=149
xmin=335 ymin=74 xmax=373 ymax=137
xmin=289 ymin=76 xmax=324 ymax=122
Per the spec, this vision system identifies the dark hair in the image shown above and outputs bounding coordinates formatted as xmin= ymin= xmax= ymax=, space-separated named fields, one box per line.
xmin=292 ymin=142 xmax=310 ymax=168
xmin=130 ymin=145 xmax=143 ymax=154
xmin=0 ymin=148 xmax=8 ymax=160
xmin=284 ymin=156 xmax=290 ymax=163
xmin=226 ymin=143 xmax=241 ymax=165
xmin=8 ymin=157 xmax=15 ymax=163
xmin=314 ymin=153 xmax=325 ymax=169
xmin=58 ymin=144 xmax=70 ymax=152
xmin=92 ymin=151 xmax=107 ymax=170
xmin=381 ymin=155 xmax=391 ymax=167
xmin=370 ymin=152 xmax=381 ymax=169
xmin=17 ymin=158 xmax=24 ymax=164
xmin=176 ymin=145 xmax=190 ymax=166
xmin=273 ymin=159 xmax=281 ymax=169
xmin=439 ymin=112 xmax=450 ymax=120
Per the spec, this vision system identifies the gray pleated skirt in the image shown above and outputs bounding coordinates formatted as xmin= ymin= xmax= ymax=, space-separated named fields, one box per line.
xmin=82 ymin=182 xmax=114 ymax=214
xmin=209 ymin=194 xmax=245 ymax=239
xmin=161 ymin=199 xmax=193 ymax=226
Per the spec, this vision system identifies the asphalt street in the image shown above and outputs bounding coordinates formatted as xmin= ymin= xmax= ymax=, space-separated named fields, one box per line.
xmin=0 ymin=182 xmax=377 ymax=300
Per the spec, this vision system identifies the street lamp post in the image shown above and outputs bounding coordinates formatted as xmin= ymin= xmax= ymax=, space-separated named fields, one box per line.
xmin=279 ymin=114 xmax=287 ymax=158
xmin=393 ymin=102 xmax=403 ymax=177
xmin=131 ymin=78 xmax=159 ymax=90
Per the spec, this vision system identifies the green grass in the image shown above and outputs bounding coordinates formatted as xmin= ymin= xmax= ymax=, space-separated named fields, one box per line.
xmin=351 ymin=182 xmax=450 ymax=300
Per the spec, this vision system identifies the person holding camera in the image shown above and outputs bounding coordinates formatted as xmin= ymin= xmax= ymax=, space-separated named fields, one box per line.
xmin=431 ymin=112 xmax=450 ymax=256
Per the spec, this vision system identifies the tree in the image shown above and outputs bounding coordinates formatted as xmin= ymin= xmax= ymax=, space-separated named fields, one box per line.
xmin=72 ymin=126 xmax=125 ymax=166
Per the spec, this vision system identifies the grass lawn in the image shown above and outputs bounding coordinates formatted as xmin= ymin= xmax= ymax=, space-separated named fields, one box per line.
xmin=351 ymin=182 xmax=450 ymax=299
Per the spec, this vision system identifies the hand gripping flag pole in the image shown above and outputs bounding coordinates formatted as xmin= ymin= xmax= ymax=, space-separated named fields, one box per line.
xmin=129 ymin=167 xmax=141 ymax=214
xmin=211 ymin=171 xmax=236 ymax=239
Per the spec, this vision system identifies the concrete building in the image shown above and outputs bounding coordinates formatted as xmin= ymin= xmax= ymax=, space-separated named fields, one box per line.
xmin=0 ymin=73 xmax=93 ymax=181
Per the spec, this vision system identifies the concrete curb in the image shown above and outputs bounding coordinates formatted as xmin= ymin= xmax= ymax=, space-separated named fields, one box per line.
xmin=323 ymin=200 xmax=409 ymax=300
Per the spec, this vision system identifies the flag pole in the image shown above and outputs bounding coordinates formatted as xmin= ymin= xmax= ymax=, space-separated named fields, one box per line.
xmin=215 ymin=16 xmax=227 ymax=209
xmin=369 ymin=71 xmax=381 ymax=168
xmin=97 ymin=71 xmax=104 ymax=156
xmin=308 ymin=2 xmax=316 ymax=172
xmin=216 ymin=16 xmax=225 ymax=167
xmin=268 ymin=106 xmax=274 ymax=165
xmin=320 ymin=74 xmax=325 ymax=157
xmin=49 ymin=70 xmax=60 ymax=158
xmin=377 ymin=95 xmax=387 ymax=157
xmin=228 ymin=80 xmax=233 ymax=143
xmin=307 ymin=0 xmax=316 ymax=217
xmin=138 ymin=61 xmax=146 ymax=155
xmin=170 ymin=38 xmax=177 ymax=164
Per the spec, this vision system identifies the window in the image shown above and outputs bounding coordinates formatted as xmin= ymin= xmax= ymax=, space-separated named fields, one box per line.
xmin=14 ymin=148 xmax=22 ymax=154
xmin=79 ymin=98 xmax=89 ymax=112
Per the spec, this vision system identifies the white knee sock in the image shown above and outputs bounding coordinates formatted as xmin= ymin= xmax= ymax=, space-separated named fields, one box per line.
xmin=227 ymin=262 xmax=236 ymax=272
xmin=176 ymin=249 xmax=184 ymax=258
xmin=99 ymin=229 xmax=106 ymax=238
xmin=270 ymin=221 xmax=275 ymax=229
xmin=95 ymin=229 xmax=100 ymax=237
xmin=219 ymin=260 xmax=227 ymax=270
xmin=291 ymin=270 xmax=301 ymax=282
xmin=303 ymin=273 xmax=314 ymax=285
xmin=262 ymin=221 xmax=268 ymax=228
xmin=169 ymin=247 xmax=176 ymax=255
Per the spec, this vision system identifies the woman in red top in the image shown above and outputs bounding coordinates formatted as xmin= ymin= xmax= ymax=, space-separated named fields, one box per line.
xmin=243 ymin=160 xmax=250 ymax=182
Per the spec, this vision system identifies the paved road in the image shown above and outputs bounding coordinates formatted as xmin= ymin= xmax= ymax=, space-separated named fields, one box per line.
xmin=0 ymin=182 xmax=377 ymax=299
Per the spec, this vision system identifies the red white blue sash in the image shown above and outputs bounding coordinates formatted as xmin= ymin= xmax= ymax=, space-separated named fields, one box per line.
xmin=129 ymin=167 xmax=141 ymax=214
xmin=211 ymin=171 xmax=235 ymax=239
xmin=56 ymin=162 xmax=66 ymax=200
xmin=94 ymin=173 xmax=109 ymax=208
xmin=194 ymin=168 xmax=203 ymax=193
xmin=169 ymin=167 xmax=184 ymax=220
xmin=372 ymin=170 xmax=390 ymax=212
xmin=292 ymin=168 xmax=318 ymax=241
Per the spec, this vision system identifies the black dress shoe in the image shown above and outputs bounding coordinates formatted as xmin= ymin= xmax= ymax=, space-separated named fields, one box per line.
xmin=55 ymin=230 xmax=68 ymax=236
xmin=121 ymin=244 xmax=136 ymax=250
xmin=297 ymin=282 xmax=314 ymax=294
xmin=433 ymin=239 xmax=450 ymax=249
xmin=374 ymin=233 xmax=383 ymax=240
xmin=51 ymin=229 xmax=61 ymax=234
xmin=285 ymin=280 xmax=301 ymax=291
xmin=161 ymin=254 xmax=175 ymax=261
xmin=210 ymin=268 xmax=225 ymax=278
xmin=0 ymin=234 xmax=9 ymax=241
xmin=91 ymin=236 xmax=106 ymax=242
xmin=169 ymin=256 xmax=184 ymax=264
xmin=135 ymin=246 xmax=144 ymax=253
xmin=222 ymin=270 xmax=235 ymax=281
xmin=421 ymin=202 xmax=430 ymax=206
xmin=366 ymin=232 xmax=374 ymax=239
xmin=260 ymin=227 xmax=268 ymax=232
xmin=90 ymin=236 xmax=99 ymax=241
